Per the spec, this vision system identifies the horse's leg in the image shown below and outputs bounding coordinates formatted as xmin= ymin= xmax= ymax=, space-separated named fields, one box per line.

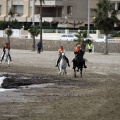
xmin=57 ymin=65 xmax=60 ymax=74
xmin=8 ymin=59 xmax=10 ymax=67
xmin=77 ymin=67 xmax=79 ymax=72
xmin=58 ymin=64 xmax=60 ymax=71
xmin=59 ymin=66 xmax=62 ymax=75
xmin=80 ymin=65 xmax=83 ymax=78
xmin=74 ymin=68 xmax=77 ymax=78
xmin=80 ymin=68 xmax=82 ymax=78
xmin=64 ymin=69 xmax=67 ymax=74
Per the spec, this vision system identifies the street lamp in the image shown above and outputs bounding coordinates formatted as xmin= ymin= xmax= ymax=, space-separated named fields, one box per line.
xmin=87 ymin=0 xmax=90 ymax=38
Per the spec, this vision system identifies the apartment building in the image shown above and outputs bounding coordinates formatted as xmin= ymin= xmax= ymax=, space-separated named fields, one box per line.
xmin=0 ymin=0 xmax=120 ymax=28
xmin=0 ymin=0 xmax=88 ymax=27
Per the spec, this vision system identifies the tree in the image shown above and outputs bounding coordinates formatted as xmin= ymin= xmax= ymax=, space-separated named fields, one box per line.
xmin=112 ymin=31 xmax=120 ymax=37
xmin=91 ymin=0 xmax=119 ymax=54
xmin=5 ymin=28 xmax=13 ymax=46
xmin=75 ymin=30 xmax=93 ymax=53
xmin=75 ymin=30 xmax=86 ymax=44
xmin=28 ymin=26 xmax=40 ymax=51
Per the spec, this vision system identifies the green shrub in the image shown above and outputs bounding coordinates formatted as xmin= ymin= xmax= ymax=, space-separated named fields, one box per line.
xmin=112 ymin=31 xmax=120 ymax=37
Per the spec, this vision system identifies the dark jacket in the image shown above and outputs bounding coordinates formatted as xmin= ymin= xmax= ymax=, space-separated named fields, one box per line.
xmin=37 ymin=42 xmax=42 ymax=48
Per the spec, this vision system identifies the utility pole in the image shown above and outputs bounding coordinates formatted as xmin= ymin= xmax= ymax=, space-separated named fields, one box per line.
xmin=40 ymin=0 xmax=43 ymax=51
xmin=87 ymin=0 xmax=90 ymax=38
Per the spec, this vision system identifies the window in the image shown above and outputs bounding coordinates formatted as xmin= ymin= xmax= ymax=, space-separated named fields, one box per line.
xmin=7 ymin=6 xmax=10 ymax=14
xmin=67 ymin=6 xmax=72 ymax=15
xmin=13 ymin=5 xmax=23 ymax=16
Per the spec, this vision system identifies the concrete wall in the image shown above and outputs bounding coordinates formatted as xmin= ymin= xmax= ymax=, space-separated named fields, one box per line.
xmin=0 ymin=37 xmax=120 ymax=53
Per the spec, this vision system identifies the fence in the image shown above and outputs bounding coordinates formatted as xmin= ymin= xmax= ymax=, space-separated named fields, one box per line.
xmin=0 ymin=29 xmax=120 ymax=43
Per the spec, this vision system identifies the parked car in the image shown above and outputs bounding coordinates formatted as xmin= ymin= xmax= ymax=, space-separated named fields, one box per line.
xmin=94 ymin=36 xmax=113 ymax=42
xmin=60 ymin=34 xmax=78 ymax=41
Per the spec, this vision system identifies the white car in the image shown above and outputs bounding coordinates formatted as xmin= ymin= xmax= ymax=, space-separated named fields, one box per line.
xmin=60 ymin=34 xmax=78 ymax=41
xmin=94 ymin=36 xmax=113 ymax=42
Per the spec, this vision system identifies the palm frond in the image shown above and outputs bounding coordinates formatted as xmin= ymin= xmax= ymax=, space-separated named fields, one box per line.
xmin=93 ymin=0 xmax=120 ymax=34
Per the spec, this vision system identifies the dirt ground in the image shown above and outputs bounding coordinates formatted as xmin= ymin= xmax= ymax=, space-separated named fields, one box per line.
xmin=0 ymin=49 xmax=120 ymax=120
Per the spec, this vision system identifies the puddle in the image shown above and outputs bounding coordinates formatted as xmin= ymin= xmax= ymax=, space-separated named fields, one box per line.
xmin=0 ymin=76 xmax=55 ymax=92
xmin=20 ymin=83 xmax=55 ymax=89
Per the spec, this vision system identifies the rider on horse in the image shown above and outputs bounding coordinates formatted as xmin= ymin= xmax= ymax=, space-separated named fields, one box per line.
xmin=1 ymin=43 xmax=12 ymax=62
xmin=55 ymin=46 xmax=70 ymax=67
xmin=72 ymin=44 xmax=87 ymax=69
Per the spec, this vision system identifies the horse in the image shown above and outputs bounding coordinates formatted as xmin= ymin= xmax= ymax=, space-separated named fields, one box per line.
xmin=73 ymin=50 xmax=84 ymax=78
xmin=1 ymin=49 xmax=10 ymax=66
xmin=58 ymin=52 xmax=67 ymax=75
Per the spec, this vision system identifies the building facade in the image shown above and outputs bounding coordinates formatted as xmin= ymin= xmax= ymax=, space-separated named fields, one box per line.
xmin=0 ymin=0 xmax=88 ymax=26
xmin=0 ymin=0 xmax=120 ymax=27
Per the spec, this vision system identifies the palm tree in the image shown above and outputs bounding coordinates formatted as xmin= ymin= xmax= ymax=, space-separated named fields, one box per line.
xmin=39 ymin=0 xmax=45 ymax=51
xmin=91 ymin=0 xmax=119 ymax=54
xmin=28 ymin=26 xmax=40 ymax=51
xmin=75 ymin=30 xmax=91 ymax=52
xmin=75 ymin=30 xmax=85 ymax=44
xmin=8 ymin=8 xmax=15 ymax=21
xmin=5 ymin=28 xmax=13 ymax=46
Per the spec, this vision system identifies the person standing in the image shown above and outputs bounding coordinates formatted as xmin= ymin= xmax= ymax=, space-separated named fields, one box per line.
xmin=37 ymin=41 xmax=42 ymax=54
xmin=88 ymin=42 xmax=93 ymax=53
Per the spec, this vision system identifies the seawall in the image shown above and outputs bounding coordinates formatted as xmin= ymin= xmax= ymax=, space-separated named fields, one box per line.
xmin=0 ymin=38 xmax=120 ymax=53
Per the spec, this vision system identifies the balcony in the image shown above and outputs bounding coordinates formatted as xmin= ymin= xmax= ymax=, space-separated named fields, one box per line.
xmin=29 ymin=14 xmax=61 ymax=22
xmin=12 ymin=0 xmax=23 ymax=5
xmin=34 ymin=0 xmax=64 ymax=6
xmin=4 ymin=16 xmax=22 ymax=22
xmin=35 ymin=6 xmax=62 ymax=17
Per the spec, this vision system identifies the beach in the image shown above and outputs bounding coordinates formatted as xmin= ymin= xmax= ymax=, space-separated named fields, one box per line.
xmin=0 ymin=49 xmax=120 ymax=120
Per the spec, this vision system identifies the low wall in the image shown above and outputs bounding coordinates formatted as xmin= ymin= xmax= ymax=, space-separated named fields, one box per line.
xmin=0 ymin=38 xmax=120 ymax=53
